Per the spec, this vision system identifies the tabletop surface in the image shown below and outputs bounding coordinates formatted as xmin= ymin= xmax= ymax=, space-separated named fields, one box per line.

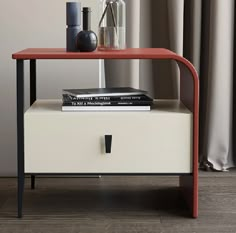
xmin=12 ymin=48 xmax=180 ymax=60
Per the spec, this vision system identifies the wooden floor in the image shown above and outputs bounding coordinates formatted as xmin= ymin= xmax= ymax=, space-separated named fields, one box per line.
xmin=0 ymin=172 xmax=236 ymax=233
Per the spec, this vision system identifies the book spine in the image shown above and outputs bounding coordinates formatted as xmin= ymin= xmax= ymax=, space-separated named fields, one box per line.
xmin=62 ymin=94 xmax=152 ymax=102
xmin=63 ymin=101 xmax=153 ymax=106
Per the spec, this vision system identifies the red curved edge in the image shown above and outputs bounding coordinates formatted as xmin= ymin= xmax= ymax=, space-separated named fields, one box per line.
xmin=173 ymin=55 xmax=199 ymax=219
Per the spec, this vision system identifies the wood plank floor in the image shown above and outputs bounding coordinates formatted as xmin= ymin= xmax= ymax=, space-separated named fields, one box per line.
xmin=0 ymin=171 xmax=236 ymax=233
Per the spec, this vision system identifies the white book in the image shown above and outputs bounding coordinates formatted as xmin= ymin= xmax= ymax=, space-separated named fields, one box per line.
xmin=62 ymin=105 xmax=151 ymax=112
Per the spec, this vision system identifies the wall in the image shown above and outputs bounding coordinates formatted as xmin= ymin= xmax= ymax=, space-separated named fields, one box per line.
xmin=0 ymin=0 xmax=99 ymax=176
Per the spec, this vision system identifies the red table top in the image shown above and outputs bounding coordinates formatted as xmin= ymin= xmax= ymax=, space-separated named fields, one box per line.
xmin=12 ymin=48 xmax=181 ymax=60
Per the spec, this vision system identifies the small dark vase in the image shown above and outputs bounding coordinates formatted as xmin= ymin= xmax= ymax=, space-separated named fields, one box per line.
xmin=77 ymin=7 xmax=98 ymax=52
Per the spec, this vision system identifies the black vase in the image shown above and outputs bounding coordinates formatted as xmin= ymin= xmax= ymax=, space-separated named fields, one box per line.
xmin=66 ymin=2 xmax=81 ymax=52
xmin=77 ymin=7 xmax=97 ymax=52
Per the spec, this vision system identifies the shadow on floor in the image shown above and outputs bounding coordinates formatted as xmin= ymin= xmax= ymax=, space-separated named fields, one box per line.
xmin=0 ymin=185 xmax=189 ymax=218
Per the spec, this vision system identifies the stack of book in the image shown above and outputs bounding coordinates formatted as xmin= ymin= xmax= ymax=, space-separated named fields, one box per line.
xmin=62 ymin=87 xmax=153 ymax=112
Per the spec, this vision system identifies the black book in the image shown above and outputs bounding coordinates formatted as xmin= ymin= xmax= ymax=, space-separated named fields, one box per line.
xmin=63 ymin=100 xmax=153 ymax=107
xmin=62 ymin=94 xmax=152 ymax=102
xmin=63 ymin=87 xmax=147 ymax=98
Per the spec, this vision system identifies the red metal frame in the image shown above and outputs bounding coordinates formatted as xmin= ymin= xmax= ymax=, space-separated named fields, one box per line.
xmin=13 ymin=48 xmax=199 ymax=218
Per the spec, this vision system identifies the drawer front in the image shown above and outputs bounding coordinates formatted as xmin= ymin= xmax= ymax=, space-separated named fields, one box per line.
xmin=25 ymin=113 xmax=192 ymax=173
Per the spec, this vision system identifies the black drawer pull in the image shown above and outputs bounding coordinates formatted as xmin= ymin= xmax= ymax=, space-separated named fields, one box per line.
xmin=105 ymin=135 xmax=112 ymax=154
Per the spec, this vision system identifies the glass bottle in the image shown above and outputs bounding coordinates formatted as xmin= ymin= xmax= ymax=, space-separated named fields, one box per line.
xmin=98 ymin=0 xmax=126 ymax=50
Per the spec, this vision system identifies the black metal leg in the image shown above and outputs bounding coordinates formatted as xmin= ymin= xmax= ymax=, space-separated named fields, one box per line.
xmin=31 ymin=175 xmax=35 ymax=190
xmin=30 ymin=60 xmax=37 ymax=190
xmin=30 ymin=59 xmax=36 ymax=105
xmin=17 ymin=60 xmax=25 ymax=218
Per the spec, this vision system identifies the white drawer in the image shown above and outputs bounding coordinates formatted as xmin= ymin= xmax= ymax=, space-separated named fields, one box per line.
xmin=24 ymin=100 xmax=193 ymax=174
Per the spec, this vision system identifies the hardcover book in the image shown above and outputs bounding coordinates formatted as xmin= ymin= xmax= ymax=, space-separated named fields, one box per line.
xmin=62 ymin=100 xmax=153 ymax=107
xmin=63 ymin=87 xmax=147 ymax=98
xmin=62 ymin=94 xmax=152 ymax=102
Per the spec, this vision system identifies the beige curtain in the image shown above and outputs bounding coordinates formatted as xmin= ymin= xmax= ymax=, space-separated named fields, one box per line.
xmin=198 ymin=0 xmax=235 ymax=170
xmin=105 ymin=0 xmax=235 ymax=171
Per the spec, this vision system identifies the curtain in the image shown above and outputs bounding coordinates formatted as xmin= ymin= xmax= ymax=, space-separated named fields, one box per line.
xmin=198 ymin=0 xmax=235 ymax=170
xmin=105 ymin=0 xmax=235 ymax=171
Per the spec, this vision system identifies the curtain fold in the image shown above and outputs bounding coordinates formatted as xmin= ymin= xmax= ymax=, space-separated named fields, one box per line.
xmin=183 ymin=0 xmax=202 ymax=72
xmin=167 ymin=0 xmax=184 ymax=98
xmin=150 ymin=0 xmax=174 ymax=99
xmin=199 ymin=0 xmax=235 ymax=170
xmin=104 ymin=0 xmax=236 ymax=171
xmin=233 ymin=0 xmax=236 ymax=167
